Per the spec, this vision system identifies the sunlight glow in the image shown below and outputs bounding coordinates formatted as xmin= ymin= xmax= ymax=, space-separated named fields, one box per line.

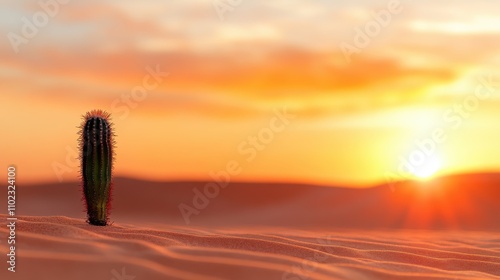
xmin=413 ymin=157 xmax=442 ymax=180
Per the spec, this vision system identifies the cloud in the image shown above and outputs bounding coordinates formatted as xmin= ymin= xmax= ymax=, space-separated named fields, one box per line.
xmin=2 ymin=0 xmax=496 ymax=120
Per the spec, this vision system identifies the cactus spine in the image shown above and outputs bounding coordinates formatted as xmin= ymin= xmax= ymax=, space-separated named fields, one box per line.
xmin=78 ymin=110 xmax=115 ymax=226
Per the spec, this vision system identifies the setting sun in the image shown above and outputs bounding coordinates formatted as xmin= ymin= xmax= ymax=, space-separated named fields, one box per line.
xmin=412 ymin=156 xmax=443 ymax=180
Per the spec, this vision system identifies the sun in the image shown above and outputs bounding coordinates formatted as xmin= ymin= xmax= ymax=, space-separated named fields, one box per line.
xmin=412 ymin=156 xmax=442 ymax=180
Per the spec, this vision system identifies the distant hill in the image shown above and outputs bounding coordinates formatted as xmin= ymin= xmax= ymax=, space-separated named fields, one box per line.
xmin=7 ymin=173 xmax=500 ymax=230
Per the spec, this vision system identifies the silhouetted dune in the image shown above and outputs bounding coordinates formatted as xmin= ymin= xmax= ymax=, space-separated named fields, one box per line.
xmin=8 ymin=173 xmax=500 ymax=230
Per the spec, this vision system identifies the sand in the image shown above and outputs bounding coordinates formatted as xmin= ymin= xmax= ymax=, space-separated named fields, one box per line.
xmin=0 ymin=175 xmax=499 ymax=279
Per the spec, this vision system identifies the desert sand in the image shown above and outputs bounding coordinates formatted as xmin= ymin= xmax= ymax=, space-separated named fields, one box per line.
xmin=1 ymin=174 xmax=499 ymax=279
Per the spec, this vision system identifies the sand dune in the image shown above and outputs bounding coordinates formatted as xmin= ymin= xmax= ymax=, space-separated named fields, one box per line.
xmin=0 ymin=215 xmax=499 ymax=280
xmin=1 ymin=175 xmax=499 ymax=279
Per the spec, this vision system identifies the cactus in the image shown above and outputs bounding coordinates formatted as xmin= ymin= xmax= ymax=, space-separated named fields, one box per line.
xmin=78 ymin=110 xmax=115 ymax=226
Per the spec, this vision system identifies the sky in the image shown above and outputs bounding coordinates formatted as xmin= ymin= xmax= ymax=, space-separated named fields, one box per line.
xmin=2 ymin=0 xmax=500 ymax=186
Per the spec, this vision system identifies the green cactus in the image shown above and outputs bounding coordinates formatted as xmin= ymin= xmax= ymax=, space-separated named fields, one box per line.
xmin=78 ymin=110 xmax=115 ymax=226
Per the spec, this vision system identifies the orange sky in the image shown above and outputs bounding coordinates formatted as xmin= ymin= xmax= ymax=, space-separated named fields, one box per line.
xmin=2 ymin=1 xmax=500 ymax=186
